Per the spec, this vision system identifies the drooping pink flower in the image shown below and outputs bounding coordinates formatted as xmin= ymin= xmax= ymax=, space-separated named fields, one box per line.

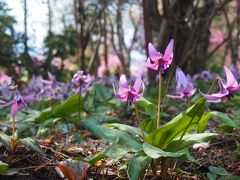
xmin=168 ymin=68 xmax=196 ymax=99
xmin=145 ymin=39 xmax=174 ymax=72
xmin=114 ymin=75 xmax=144 ymax=106
xmin=0 ymin=91 xmax=35 ymax=118
xmin=201 ymin=66 xmax=240 ymax=102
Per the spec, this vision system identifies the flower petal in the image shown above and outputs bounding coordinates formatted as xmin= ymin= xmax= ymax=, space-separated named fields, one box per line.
xmin=163 ymin=39 xmax=174 ymax=62
xmin=119 ymin=75 xmax=128 ymax=89
xmin=224 ymin=66 xmax=238 ymax=88
xmin=144 ymin=58 xmax=159 ymax=70
xmin=11 ymin=102 xmax=19 ymax=117
xmin=148 ymin=43 xmax=161 ymax=62
xmin=133 ymin=75 xmax=142 ymax=93
xmin=167 ymin=94 xmax=184 ymax=99
xmin=23 ymin=93 xmax=35 ymax=101
xmin=176 ymin=68 xmax=187 ymax=91
xmin=200 ymin=91 xmax=227 ymax=102
xmin=0 ymin=100 xmax=14 ymax=108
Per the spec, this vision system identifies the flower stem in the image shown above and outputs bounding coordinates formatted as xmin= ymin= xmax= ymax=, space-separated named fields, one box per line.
xmin=157 ymin=72 xmax=162 ymax=128
xmin=186 ymin=98 xmax=191 ymax=108
xmin=207 ymin=77 xmax=220 ymax=94
xmin=134 ymin=103 xmax=145 ymax=141
xmin=78 ymin=87 xmax=82 ymax=123
xmin=161 ymin=66 xmax=176 ymax=113
xmin=12 ymin=116 xmax=16 ymax=140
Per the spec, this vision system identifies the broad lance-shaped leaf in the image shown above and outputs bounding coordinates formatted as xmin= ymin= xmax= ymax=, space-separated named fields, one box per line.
xmin=210 ymin=111 xmax=237 ymax=127
xmin=81 ymin=118 xmax=141 ymax=152
xmin=105 ymin=123 xmax=146 ymax=137
xmin=137 ymin=97 xmax=157 ymax=119
xmin=0 ymin=132 xmax=12 ymax=152
xmin=197 ymin=113 xmax=212 ymax=133
xmin=54 ymin=94 xmax=84 ymax=117
xmin=128 ymin=151 xmax=152 ymax=180
xmin=84 ymin=140 xmax=136 ymax=164
xmin=143 ymin=143 xmax=184 ymax=159
xmin=197 ymin=111 xmax=237 ymax=133
xmin=146 ymin=98 xmax=205 ymax=148
xmin=0 ymin=161 xmax=9 ymax=175
xmin=20 ymin=137 xmax=44 ymax=155
xmin=166 ymin=133 xmax=217 ymax=151
xmin=101 ymin=139 xmax=133 ymax=160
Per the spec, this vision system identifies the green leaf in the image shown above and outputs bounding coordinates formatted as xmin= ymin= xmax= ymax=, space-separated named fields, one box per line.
xmin=218 ymin=125 xmax=234 ymax=133
xmin=207 ymin=172 xmax=217 ymax=180
xmin=146 ymin=98 xmax=206 ymax=148
xmin=54 ymin=94 xmax=84 ymax=117
xmin=81 ymin=118 xmax=142 ymax=152
xmin=197 ymin=112 xmax=212 ymax=133
xmin=20 ymin=137 xmax=44 ymax=155
xmin=0 ymin=161 xmax=9 ymax=175
xmin=137 ymin=98 xmax=157 ymax=119
xmin=36 ymin=107 xmax=53 ymax=121
xmin=141 ymin=118 xmax=156 ymax=134
xmin=93 ymin=84 xmax=112 ymax=102
xmin=210 ymin=111 xmax=237 ymax=128
xmin=84 ymin=153 xmax=107 ymax=165
xmin=71 ymin=133 xmax=85 ymax=144
xmin=104 ymin=139 xmax=133 ymax=160
xmin=143 ymin=143 xmax=184 ymax=159
xmin=105 ymin=123 xmax=145 ymax=137
xmin=128 ymin=151 xmax=152 ymax=180
xmin=0 ymin=132 xmax=11 ymax=152
xmin=166 ymin=133 xmax=217 ymax=151
xmin=209 ymin=166 xmax=228 ymax=175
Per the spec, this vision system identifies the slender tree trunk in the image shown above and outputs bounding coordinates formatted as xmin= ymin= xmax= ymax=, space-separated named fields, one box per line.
xmin=23 ymin=0 xmax=28 ymax=54
xmin=142 ymin=0 xmax=155 ymax=84
xmin=47 ymin=0 xmax=52 ymax=33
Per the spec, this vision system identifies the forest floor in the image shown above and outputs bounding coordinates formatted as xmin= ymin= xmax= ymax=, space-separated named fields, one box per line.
xmin=0 ymin=123 xmax=240 ymax=179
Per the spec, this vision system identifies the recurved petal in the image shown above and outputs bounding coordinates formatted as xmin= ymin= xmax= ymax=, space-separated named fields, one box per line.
xmin=163 ymin=39 xmax=174 ymax=62
xmin=148 ymin=43 xmax=161 ymax=62
xmin=119 ymin=74 xmax=128 ymax=89
xmin=23 ymin=93 xmax=35 ymax=101
xmin=0 ymin=100 xmax=14 ymax=108
xmin=200 ymin=91 xmax=227 ymax=102
xmin=144 ymin=58 xmax=159 ymax=70
xmin=133 ymin=75 xmax=143 ymax=93
xmin=167 ymin=94 xmax=184 ymax=99
xmin=176 ymin=68 xmax=187 ymax=89
xmin=11 ymin=102 xmax=19 ymax=117
xmin=224 ymin=66 xmax=238 ymax=88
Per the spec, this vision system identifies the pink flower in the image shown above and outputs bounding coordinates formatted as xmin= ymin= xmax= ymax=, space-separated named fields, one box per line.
xmin=201 ymin=66 xmax=240 ymax=102
xmin=1 ymin=91 xmax=35 ymax=118
xmin=114 ymin=75 xmax=144 ymax=106
xmin=168 ymin=68 xmax=196 ymax=99
xmin=145 ymin=39 xmax=174 ymax=72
